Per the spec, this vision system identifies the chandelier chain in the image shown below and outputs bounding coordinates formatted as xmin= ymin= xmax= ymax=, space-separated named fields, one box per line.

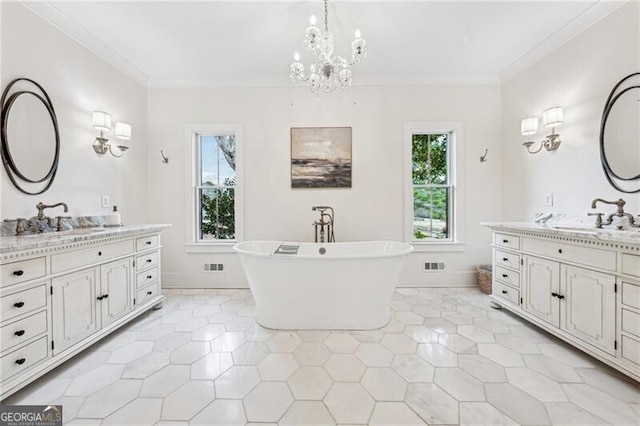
xmin=324 ymin=0 xmax=329 ymax=32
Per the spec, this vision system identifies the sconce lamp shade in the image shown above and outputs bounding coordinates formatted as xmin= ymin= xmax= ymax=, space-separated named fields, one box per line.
xmin=92 ymin=111 xmax=112 ymax=131
xmin=542 ymin=106 xmax=563 ymax=128
xmin=115 ymin=122 xmax=132 ymax=140
xmin=520 ymin=117 xmax=539 ymax=136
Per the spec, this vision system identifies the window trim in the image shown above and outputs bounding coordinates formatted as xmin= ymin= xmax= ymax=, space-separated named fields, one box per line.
xmin=403 ymin=122 xmax=465 ymax=249
xmin=184 ymin=124 xmax=244 ymax=253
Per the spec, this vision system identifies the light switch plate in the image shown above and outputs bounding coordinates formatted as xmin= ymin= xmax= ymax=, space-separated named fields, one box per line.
xmin=101 ymin=195 xmax=110 ymax=208
xmin=544 ymin=192 xmax=554 ymax=207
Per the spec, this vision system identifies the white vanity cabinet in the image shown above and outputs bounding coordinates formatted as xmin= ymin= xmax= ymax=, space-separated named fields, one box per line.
xmin=484 ymin=224 xmax=640 ymax=382
xmin=0 ymin=225 xmax=168 ymax=400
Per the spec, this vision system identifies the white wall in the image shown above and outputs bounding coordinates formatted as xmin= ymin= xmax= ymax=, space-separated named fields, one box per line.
xmin=0 ymin=2 xmax=148 ymax=224
xmin=501 ymin=2 xmax=640 ymax=221
xmin=147 ymin=85 xmax=502 ymax=288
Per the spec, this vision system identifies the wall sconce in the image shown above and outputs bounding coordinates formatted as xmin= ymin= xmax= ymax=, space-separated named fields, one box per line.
xmin=521 ymin=106 xmax=563 ymax=154
xmin=92 ymin=111 xmax=131 ymax=158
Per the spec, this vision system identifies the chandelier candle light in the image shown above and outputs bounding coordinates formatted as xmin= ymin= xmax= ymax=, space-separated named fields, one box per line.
xmin=290 ymin=0 xmax=367 ymax=93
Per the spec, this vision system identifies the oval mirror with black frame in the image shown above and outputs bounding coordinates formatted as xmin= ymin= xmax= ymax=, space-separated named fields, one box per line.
xmin=599 ymin=72 xmax=640 ymax=193
xmin=0 ymin=78 xmax=60 ymax=195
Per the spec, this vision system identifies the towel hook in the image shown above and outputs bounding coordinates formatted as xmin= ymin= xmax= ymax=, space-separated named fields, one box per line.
xmin=480 ymin=149 xmax=488 ymax=163
xmin=160 ymin=150 xmax=169 ymax=164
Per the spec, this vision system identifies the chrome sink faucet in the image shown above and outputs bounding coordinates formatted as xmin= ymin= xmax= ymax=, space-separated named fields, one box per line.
xmin=590 ymin=198 xmax=638 ymax=228
xmin=312 ymin=206 xmax=335 ymax=243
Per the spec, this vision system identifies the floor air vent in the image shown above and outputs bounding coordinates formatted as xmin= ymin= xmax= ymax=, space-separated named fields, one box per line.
xmin=204 ymin=263 xmax=224 ymax=272
xmin=424 ymin=262 xmax=445 ymax=271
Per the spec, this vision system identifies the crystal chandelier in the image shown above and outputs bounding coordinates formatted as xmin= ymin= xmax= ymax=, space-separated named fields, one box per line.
xmin=289 ymin=0 xmax=367 ymax=94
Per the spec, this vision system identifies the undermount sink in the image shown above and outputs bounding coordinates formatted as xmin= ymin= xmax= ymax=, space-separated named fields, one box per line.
xmin=552 ymin=225 xmax=599 ymax=233
xmin=55 ymin=228 xmax=105 ymax=236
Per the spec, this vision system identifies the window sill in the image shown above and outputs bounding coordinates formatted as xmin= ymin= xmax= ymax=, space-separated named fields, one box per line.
xmin=410 ymin=241 xmax=466 ymax=252
xmin=185 ymin=242 xmax=237 ymax=254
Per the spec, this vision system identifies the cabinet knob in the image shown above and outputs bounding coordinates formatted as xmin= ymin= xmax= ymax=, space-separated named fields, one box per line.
xmin=147 ymin=291 xmax=152 ymax=295
xmin=502 ymin=258 xmax=508 ymax=262
xmin=97 ymin=295 xmax=104 ymax=300
xmin=14 ymin=330 xmax=25 ymax=337
xmin=558 ymin=249 xmax=563 ymax=254
xmin=502 ymin=274 xmax=508 ymax=278
xmin=13 ymin=302 xmax=24 ymax=308
xmin=147 ymin=275 xmax=152 ymax=279
xmin=551 ymin=292 xmax=558 ymax=297
xmin=502 ymin=239 xmax=509 ymax=243
xmin=98 ymin=251 xmax=102 ymax=256
xmin=146 ymin=259 xmax=152 ymax=263
xmin=103 ymin=294 xmax=109 ymax=299
xmin=502 ymin=290 xmax=508 ymax=294
xmin=15 ymin=358 xmax=26 ymax=365
xmin=146 ymin=241 xmax=152 ymax=245
xmin=557 ymin=294 xmax=565 ymax=300
xmin=12 ymin=270 xmax=24 ymax=276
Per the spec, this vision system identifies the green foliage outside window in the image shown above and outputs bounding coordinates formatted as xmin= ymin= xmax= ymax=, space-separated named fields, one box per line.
xmin=201 ymin=177 xmax=236 ymax=240
xmin=412 ymin=134 xmax=449 ymax=240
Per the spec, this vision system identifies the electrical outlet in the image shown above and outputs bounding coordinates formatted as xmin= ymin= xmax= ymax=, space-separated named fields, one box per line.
xmin=544 ymin=192 xmax=554 ymax=207
xmin=101 ymin=195 xmax=110 ymax=208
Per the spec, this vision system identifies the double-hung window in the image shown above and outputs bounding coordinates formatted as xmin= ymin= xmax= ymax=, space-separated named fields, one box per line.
xmin=186 ymin=125 xmax=243 ymax=250
xmin=404 ymin=122 xmax=464 ymax=248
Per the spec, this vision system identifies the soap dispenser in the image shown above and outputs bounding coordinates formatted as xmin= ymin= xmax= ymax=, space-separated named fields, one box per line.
xmin=108 ymin=205 xmax=121 ymax=226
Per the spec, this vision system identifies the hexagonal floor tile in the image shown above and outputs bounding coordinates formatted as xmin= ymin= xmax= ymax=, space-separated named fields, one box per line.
xmin=381 ymin=333 xmax=418 ymax=354
xmin=191 ymin=352 xmax=233 ymax=380
xmin=191 ymin=324 xmax=225 ymax=341
xmin=211 ymin=332 xmax=247 ymax=352
xmin=232 ymin=341 xmax=271 ymax=365
xmin=77 ymin=380 xmax=142 ymax=418
xmin=214 ymin=366 xmax=261 ymax=398
xmin=268 ymin=332 xmax=302 ymax=352
xmin=355 ymin=343 xmax=394 ymax=367
xmin=361 ymin=368 xmax=408 ymax=401
xmin=140 ymin=365 xmax=190 ymax=397
xmin=191 ymin=399 xmax=246 ymax=425
xmin=405 ymin=383 xmax=458 ymax=425
xmin=102 ymin=397 xmax=162 ymax=425
xmin=293 ymin=342 xmax=331 ymax=366
xmin=107 ymin=341 xmax=153 ymax=364
xmin=391 ymin=354 xmax=434 ymax=383
xmin=369 ymin=402 xmax=426 ymax=425
xmin=258 ymin=353 xmax=299 ymax=381
xmin=416 ymin=343 xmax=457 ymax=367
xmin=324 ymin=382 xmax=375 ymax=424
xmin=122 ymin=352 xmax=170 ymax=379
xmin=324 ymin=332 xmax=360 ymax=353
xmin=434 ymin=368 xmax=485 ymax=401
xmin=244 ymin=382 xmax=294 ymax=422
xmin=279 ymin=401 xmax=336 ymax=425
xmin=161 ymin=381 xmax=215 ymax=421
xmin=324 ymin=354 xmax=366 ymax=382
xmin=170 ymin=341 xmax=210 ymax=364
xmin=287 ymin=367 xmax=332 ymax=400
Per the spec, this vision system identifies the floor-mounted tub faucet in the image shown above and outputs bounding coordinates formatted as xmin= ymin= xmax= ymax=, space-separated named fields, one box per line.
xmin=312 ymin=206 xmax=335 ymax=243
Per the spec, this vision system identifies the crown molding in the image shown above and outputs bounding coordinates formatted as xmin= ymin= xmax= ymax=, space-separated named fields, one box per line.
xmin=18 ymin=0 xmax=149 ymax=87
xmin=500 ymin=0 xmax=627 ymax=83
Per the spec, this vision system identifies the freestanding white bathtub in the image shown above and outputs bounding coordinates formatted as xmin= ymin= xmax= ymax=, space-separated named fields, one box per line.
xmin=233 ymin=241 xmax=413 ymax=330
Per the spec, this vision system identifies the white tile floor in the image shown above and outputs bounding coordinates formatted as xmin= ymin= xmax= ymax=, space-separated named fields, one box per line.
xmin=3 ymin=287 xmax=640 ymax=425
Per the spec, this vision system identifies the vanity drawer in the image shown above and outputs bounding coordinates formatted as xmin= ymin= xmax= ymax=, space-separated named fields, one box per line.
xmin=1 ymin=336 xmax=48 ymax=381
xmin=0 ymin=284 xmax=47 ymax=323
xmin=494 ymin=265 xmax=520 ymax=288
xmin=136 ymin=267 xmax=159 ymax=289
xmin=522 ymin=238 xmax=616 ymax=271
xmin=136 ymin=235 xmax=159 ymax=251
xmin=621 ymin=254 xmax=640 ymax=278
xmin=495 ymin=249 xmax=521 ymax=271
xmin=494 ymin=233 xmax=520 ymax=250
xmin=621 ymin=281 xmax=640 ymax=310
xmin=136 ymin=281 xmax=159 ymax=306
xmin=0 ymin=311 xmax=48 ymax=353
xmin=493 ymin=281 xmax=520 ymax=305
xmin=621 ymin=335 xmax=640 ymax=367
xmin=136 ymin=251 xmax=159 ymax=273
xmin=622 ymin=309 xmax=640 ymax=339
xmin=51 ymin=240 xmax=134 ymax=273
xmin=0 ymin=258 xmax=46 ymax=287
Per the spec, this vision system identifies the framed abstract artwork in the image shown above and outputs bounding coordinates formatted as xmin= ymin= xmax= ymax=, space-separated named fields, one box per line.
xmin=290 ymin=127 xmax=352 ymax=188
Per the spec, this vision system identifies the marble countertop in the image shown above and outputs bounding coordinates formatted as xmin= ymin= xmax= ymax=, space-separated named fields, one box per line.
xmin=0 ymin=224 xmax=171 ymax=254
xmin=482 ymin=222 xmax=640 ymax=245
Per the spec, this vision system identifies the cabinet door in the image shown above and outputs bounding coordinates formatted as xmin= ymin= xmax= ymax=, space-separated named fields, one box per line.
xmin=52 ymin=268 xmax=99 ymax=354
xmin=523 ymin=255 xmax=560 ymax=327
xmin=100 ymin=258 xmax=133 ymax=327
xmin=561 ymin=265 xmax=616 ymax=355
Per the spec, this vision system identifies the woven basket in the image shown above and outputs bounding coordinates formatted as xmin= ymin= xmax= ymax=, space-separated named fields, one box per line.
xmin=476 ymin=265 xmax=493 ymax=295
